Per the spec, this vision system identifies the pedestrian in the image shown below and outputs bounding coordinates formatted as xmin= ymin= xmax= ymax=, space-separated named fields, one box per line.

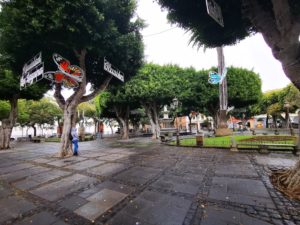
xmin=71 ymin=126 xmax=79 ymax=156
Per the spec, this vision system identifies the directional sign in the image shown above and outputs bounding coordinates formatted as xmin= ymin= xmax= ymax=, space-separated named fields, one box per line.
xmin=104 ymin=58 xmax=124 ymax=82
xmin=206 ymin=0 xmax=224 ymax=27
xmin=20 ymin=52 xmax=44 ymax=89
xmin=208 ymin=71 xmax=221 ymax=84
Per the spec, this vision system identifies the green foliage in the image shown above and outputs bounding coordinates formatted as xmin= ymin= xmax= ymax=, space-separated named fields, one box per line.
xmin=0 ymin=0 xmax=144 ymax=88
xmin=18 ymin=98 xmax=62 ymax=127
xmin=126 ymin=63 xmax=181 ymax=104
xmin=0 ymin=100 xmax=10 ymax=120
xmin=157 ymin=0 xmax=253 ymax=47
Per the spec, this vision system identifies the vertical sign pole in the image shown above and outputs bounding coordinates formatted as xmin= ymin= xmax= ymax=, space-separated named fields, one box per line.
xmin=217 ymin=46 xmax=228 ymax=129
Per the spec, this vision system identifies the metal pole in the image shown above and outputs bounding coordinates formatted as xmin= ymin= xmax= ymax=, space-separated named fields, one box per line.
xmin=176 ymin=113 xmax=180 ymax=146
xmin=217 ymin=46 xmax=228 ymax=129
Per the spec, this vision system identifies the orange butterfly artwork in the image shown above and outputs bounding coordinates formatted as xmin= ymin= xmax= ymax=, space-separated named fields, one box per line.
xmin=44 ymin=53 xmax=83 ymax=88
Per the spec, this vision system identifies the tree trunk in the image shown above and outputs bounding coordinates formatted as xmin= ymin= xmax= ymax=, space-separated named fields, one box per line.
xmin=143 ymin=102 xmax=160 ymax=139
xmin=114 ymin=105 xmax=130 ymax=140
xmin=0 ymin=96 xmax=18 ymax=149
xmin=188 ymin=116 xmax=192 ymax=133
xmin=32 ymin=125 xmax=37 ymax=137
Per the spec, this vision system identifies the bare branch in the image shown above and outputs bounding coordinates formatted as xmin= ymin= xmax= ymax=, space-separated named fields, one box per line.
xmin=54 ymin=84 xmax=65 ymax=109
xmin=80 ymin=75 xmax=113 ymax=103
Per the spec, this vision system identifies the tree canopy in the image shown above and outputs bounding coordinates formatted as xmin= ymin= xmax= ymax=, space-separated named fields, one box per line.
xmin=156 ymin=0 xmax=300 ymax=90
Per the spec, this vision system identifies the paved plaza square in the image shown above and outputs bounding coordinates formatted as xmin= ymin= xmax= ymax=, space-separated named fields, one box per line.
xmin=0 ymin=138 xmax=299 ymax=225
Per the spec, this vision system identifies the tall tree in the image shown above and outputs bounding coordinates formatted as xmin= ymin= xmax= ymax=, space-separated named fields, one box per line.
xmin=157 ymin=0 xmax=300 ymax=89
xmin=0 ymin=69 xmax=47 ymax=149
xmin=126 ymin=64 xmax=181 ymax=139
xmin=0 ymin=0 xmax=144 ymax=156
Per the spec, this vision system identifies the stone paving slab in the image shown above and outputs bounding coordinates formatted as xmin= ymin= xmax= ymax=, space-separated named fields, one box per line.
xmin=64 ymin=159 xmax=105 ymax=170
xmin=1 ymin=166 xmax=51 ymax=182
xmin=75 ymin=188 xmax=127 ymax=221
xmin=108 ymin=190 xmax=192 ymax=225
xmin=0 ymin=196 xmax=36 ymax=223
xmin=209 ymin=177 xmax=275 ymax=208
xmin=30 ymin=174 xmax=98 ymax=201
xmin=215 ymin=163 xmax=258 ymax=177
xmin=150 ymin=174 xmax=203 ymax=195
xmin=114 ymin=167 xmax=162 ymax=185
xmin=97 ymin=154 xmax=128 ymax=161
xmin=0 ymin=163 xmax=35 ymax=175
xmin=87 ymin=162 xmax=127 ymax=177
xmin=47 ymin=157 xmax=87 ymax=167
xmin=59 ymin=195 xmax=89 ymax=211
xmin=78 ymin=181 xmax=134 ymax=199
xmin=14 ymin=211 xmax=69 ymax=225
xmin=255 ymin=155 xmax=297 ymax=168
xmin=14 ymin=169 xmax=71 ymax=190
xmin=200 ymin=206 xmax=273 ymax=225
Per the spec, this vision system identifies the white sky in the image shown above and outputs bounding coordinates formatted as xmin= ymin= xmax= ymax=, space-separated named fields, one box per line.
xmin=136 ymin=0 xmax=291 ymax=92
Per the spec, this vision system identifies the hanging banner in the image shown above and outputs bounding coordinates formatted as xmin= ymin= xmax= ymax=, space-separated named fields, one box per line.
xmin=103 ymin=58 xmax=124 ymax=82
xmin=208 ymin=71 xmax=221 ymax=84
xmin=44 ymin=53 xmax=84 ymax=88
xmin=20 ymin=52 xmax=44 ymax=89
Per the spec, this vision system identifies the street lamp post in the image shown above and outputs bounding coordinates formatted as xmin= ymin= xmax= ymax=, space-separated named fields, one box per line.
xmin=172 ymin=98 xmax=180 ymax=146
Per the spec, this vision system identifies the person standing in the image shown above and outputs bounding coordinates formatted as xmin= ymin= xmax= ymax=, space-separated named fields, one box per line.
xmin=71 ymin=127 xmax=79 ymax=156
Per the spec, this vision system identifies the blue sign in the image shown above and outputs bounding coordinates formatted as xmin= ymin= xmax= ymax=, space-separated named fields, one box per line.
xmin=208 ymin=71 xmax=221 ymax=84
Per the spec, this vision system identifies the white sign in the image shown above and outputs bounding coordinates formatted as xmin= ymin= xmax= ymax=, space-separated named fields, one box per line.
xmin=22 ymin=52 xmax=42 ymax=75
xmin=103 ymin=58 xmax=124 ymax=82
xmin=20 ymin=62 xmax=44 ymax=89
xmin=20 ymin=52 xmax=44 ymax=89
xmin=206 ymin=0 xmax=224 ymax=27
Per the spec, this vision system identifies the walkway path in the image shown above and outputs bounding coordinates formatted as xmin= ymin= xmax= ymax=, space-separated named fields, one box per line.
xmin=0 ymin=138 xmax=299 ymax=225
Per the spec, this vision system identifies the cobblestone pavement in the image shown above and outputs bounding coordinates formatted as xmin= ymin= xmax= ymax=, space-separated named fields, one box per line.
xmin=0 ymin=138 xmax=299 ymax=225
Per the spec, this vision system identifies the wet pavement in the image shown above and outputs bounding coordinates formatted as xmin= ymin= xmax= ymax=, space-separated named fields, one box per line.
xmin=0 ymin=138 xmax=299 ymax=225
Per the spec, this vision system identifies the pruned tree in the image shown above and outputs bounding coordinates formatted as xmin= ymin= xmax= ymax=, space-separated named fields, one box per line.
xmin=126 ymin=64 xmax=181 ymax=139
xmin=157 ymin=0 xmax=300 ymax=199
xmin=0 ymin=0 xmax=144 ymax=156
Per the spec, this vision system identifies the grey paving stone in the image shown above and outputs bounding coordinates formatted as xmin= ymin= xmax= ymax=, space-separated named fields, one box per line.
xmin=87 ymin=162 xmax=127 ymax=177
xmin=14 ymin=211 xmax=66 ymax=225
xmin=30 ymin=174 xmax=98 ymax=201
xmin=0 ymin=184 xmax=12 ymax=198
xmin=31 ymin=157 xmax=57 ymax=164
xmin=215 ymin=163 xmax=258 ymax=177
xmin=107 ymin=212 xmax=154 ymax=225
xmin=150 ymin=174 xmax=203 ymax=195
xmin=114 ymin=167 xmax=162 ymax=185
xmin=47 ymin=157 xmax=86 ymax=167
xmin=75 ymin=188 xmax=127 ymax=221
xmin=0 ymin=163 xmax=34 ymax=175
xmin=1 ymin=166 xmax=51 ymax=182
xmin=0 ymin=196 xmax=36 ymax=223
xmin=14 ymin=169 xmax=71 ymax=190
xmin=97 ymin=154 xmax=128 ymax=161
xmin=81 ymin=152 xmax=108 ymax=158
xmin=200 ymin=206 xmax=273 ymax=225
xmin=64 ymin=159 xmax=105 ymax=170
xmin=255 ymin=155 xmax=297 ymax=167
xmin=78 ymin=181 xmax=134 ymax=199
xmin=209 ymin=177 xmax=275 ymax=208
xmin=59 ymin=195 xmax=89 ymax=211
xmin=114 ymin=190 xmax=191 ymax=225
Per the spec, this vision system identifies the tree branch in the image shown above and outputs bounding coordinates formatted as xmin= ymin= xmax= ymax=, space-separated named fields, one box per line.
xmin=271 ymin=0 xmax=293 ymax=35
xmin=54 ymin=84 xmax=65 ymax=109
xmin=80 ymin=75 xmax=113 ymax=103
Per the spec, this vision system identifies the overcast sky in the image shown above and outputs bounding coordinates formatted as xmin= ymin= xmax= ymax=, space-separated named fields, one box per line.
xmin=136 ymin=0 xmax=291 ymax=92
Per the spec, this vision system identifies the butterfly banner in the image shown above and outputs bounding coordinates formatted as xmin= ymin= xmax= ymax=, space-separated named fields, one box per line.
xmin=44 ymin=53 xmax=84 ymax=88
